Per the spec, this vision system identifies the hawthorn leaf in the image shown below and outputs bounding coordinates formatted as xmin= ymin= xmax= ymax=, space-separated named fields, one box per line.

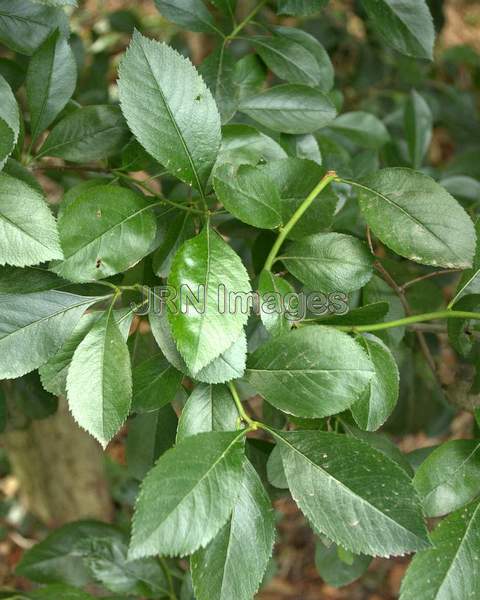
xmin=129 ymin=430 xmax=246 ymax=558
xmin=239 ymin=84 xmax=337 ymax=134
xmin=0 ymin=291 xmax=101 ymax=379
xmin=168 ymin=227 xmax=251 ymax=375
xmin=414 ymin=439 xmax=480 ymax=518
xmin=281 ymin=133 xmax=322 ymax=164
xmin=191 ymin=461 xmax=275 ymax=600
xmin=0 ymin=75 xmax=20 ymax=170
xmin=232 ymin=54 xmax=266 ymax=102
xmin=199 ymin=46 xmax=237 ymax=123
xmin=281 ymin=232 xmax=374 ymax=293
xmin=357 ymin=168 xmax=476 ymax=269
xmin=277 ymin=0 xmax=329 ymax=15
xmin=38 ymin=105 xmax=130 ymax=162
xmin=131 ymin=353 xmax=182 ymax=413
xmin=329 ymin=112 xmax=389 ymax=149
xmin=400 ymin=499 xmax=480 ymax=600
xmin=154 ymin=0 xmax=216 ymax=33
xmin=315 ymin=541 xmax=372 ymax=588
xmin=218 ymin=124 xmax=287 ymax=167
xmin=213 ymin=163 xmax=283 ymax=229
xmin=0 ymin=173 xmax=63 ymax=267
xmin=51 ymin=185 xmax=157 ymax=282
xmin=350 ymin=334 xmax=399 ymax=431
xmin=194 ymin=330 xmax=247 ymax=384
xmin=67 ymin=307 xmax=132 ymax=447
xmin=0 ymin=0 xmax=68 ymax=55
xmin=361 ymin=0 xmax=435 ymax=60
xmin=26 ymin=30 xmax=77 ymax=143
xmin=404 ymin=90 xmax=433 ymax=169
xmin=153 ymin=211 xmax=195 ymax=279
xmin=118 ymin=31 xmax=221 ymax=193
xmin=246 ymin=326 xmax=374 ymax=418
xmin=176 ymin=383 xmax=238 ymax=443
xmin=278 ymin=430 xmax=430 ymax=556
xmin=258 ymin=270 xmax=294 ymax=337
xmin=320 ymin=302 xmax=389 ymax=327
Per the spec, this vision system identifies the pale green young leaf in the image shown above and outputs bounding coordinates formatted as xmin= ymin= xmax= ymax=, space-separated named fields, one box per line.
xmin=350 ymin=334 xmax=399 ymax=431
xmin=129 ymin=430 xmax=246 ymax=558
xmin=239 ymin=84 xmax=337 ymax=134
xmin=400 ymin=499 xmax=480 ymax=600
xmin=0 ymin=291 xmax=101 ymax=379
xmin=358 ymin=168 xmax=476 ymax=269
xmin=176 ymin=383 xmax=238 ymax=443
xmin=281 ymin=232 xmax=374 ymax=294
xmin=168 ymin=227 xmax=251 ymax=375
xmin=0 ymin=75 xmax=19 ymax=170
xmin=154 ymin=0 xmax=217 ymax=33
xmin=67 ymin=307 xmax=132 ymax=447
xmin=51 ymin=185 xmax=157 ymax=282
xmin=191 ymin=461 xmax=275 ymax=600
xmin=404 ymin=90 xmax=433 ymax=169
xmin=246 ymin=326 xmax=374 ymax=418
xmin=329 ymin=112 xmax=390 ymax=149
xmin=278 ymin=430 xmax=430 ymax=556
xmin=131 ymin=353 xmax=182 ymax=413
xmin=27 ymin=29 xmax=77 ymax=143
xmin=118 ymin=31 xmax=221 ymax=193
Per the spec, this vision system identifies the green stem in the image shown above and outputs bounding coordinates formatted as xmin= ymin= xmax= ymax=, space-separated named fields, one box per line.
xmin=227 ymin=0 xmax=267 ymax=39
xmin=158 ymin=556 xmax=177 ymax=600
xmin=329 ymin=310 xmax=480 ymax=333
xmin=228 ymin=381 xmax=258 ymax=429
xmin=264 ymin=171 xmax=337 ymax=271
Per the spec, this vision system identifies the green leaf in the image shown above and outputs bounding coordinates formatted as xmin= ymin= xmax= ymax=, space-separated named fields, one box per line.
xmin=404 ymin=90 xmax=433 ymax=169
xmin=246 ymin=326 xmax=374 ymax=418
xmin=260 ymin=159 xmax=337 ymax=239
xmin=414 ymin=439 xmax=480 ymax=518
xmin=315 ymin=540 xmax=371 ymax=588
xmin=51 ymin=185 xmax=157 ymax=283
xmin=131 ymin=353 xmax=182 ymax=413
xmin=363 ymin=275 xmax=405 ymax=346
xmin=129 ymin=430 xmax=246 ymax=558
xmin=450 ymin=220 xmax=480 ymax=306
xmin=153 ymin=211 xmax=195 ymax=279
xmin=400 ymin=499 xmax=480 ymax=600
xmin=213 ymin=163 xmax=283 ymax=229
xmin=281 ymin=133 xmax=322 ymax=164
xmin=218 ymin=124 xmax=287 ymax=167
xmin=277 ymin=0 xmax=328 ymax=15
xmin=350 ymin=334 xmax=399 ymax=431
xmin=447 ymin=294 xmax=480 ymax=356
xmin=357 ymin=168 xmax=476 ymax=269
xmin=0 ymin=291 xmax=100 ymax=379
xmin=329 ymin=112 xmax=389 ymax=149
xmin=29 ymin=585 xmax=95 ymax=600
xmin=0 ymin=75 xmax=20 ymax=170
xmin=154 ymin=0 xmax=216 ymax=33
xmin=38 ymin=105 xmax=130 ymax=162
xmin=194 ymin=331 xmax=247 ymax=384
xmin=118 ymin=31 xmax=221 ymax=194
xmin=67 ymin=306 xmax=132 ymax=447
xmin=199 ymin=46 xmax=236 ymax=124
xmin=239 ymin=84 xmax=337 ymax=134
xmin=26 ymin=29 xmax=77 ymax=143
xmin=361 ymin=0 xmax=435 ymax=60
xmin=31 ymin=0 xmax=77 ymax=6
xmin=168 ymin=227 xmax=251 ymax=375
xmin=0 ymin=0 xmax=68 ymax=55
xmin=0 ymin=173 xmax=62 ymax=267
xmin=319 ymin=302 xmax=389 ymax=327
xmin=441 ymin=175 xmax=480 ymax=204
xmin=281 ymin=232 xmax=374 ymax=294
xmin=258 ymin=270 xmax=294 ymax=337
xmin=3 ymin=158 xmax=43 ymax=194
xmin=277 ymin=430 xmax=430 ymax=556
xmin=176 ymin=383 xmax=238 ymax=443
xmin=127 ymin=405 xmax=178 ymax=481
xmin=191 ymin=461 xmax=275 ymax=600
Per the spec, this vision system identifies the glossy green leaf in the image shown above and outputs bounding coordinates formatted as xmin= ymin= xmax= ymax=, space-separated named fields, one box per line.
xmin=281 ymin=132 xmax=322 ymax=164
xmin=154 ymin=0 xmax=216 ymax=33
xmin=118 ymin=31 xmax=221 ymax=193
xmin=176 ymin=383 xmax=238 ymax=443
xmin=350 ymin=334 xmax=399 ymax=431
xmin=258 ymin=270 xmax=294 ymax=337
xmin=404 ymin=90 xmax=433 ymax=169
xmin=67 ymin=307 xmax=132 ymax=447
xmin=191 ymin=461 xmax=275 ymax=600
xmin=0 ymin=291 xmax=101 ymax=379
xmin=246 ymin=326 xmax=374 ymax=418
xmin=131 ymin=353 xmax=182 ymax=413
xmin=168 ymin=227 xmax=251 ymax=375
xmin=320 ymin=302 xmax=389 ymax=327
xmin=0 ymin=173 xmax=62 ymax=267
xmin=38 ymin=105 xmax=130 ymax=162
xmin=194 ymin=331 xmax=247 ymax=384
xmin=218 ymin=124 xmax=287 ymax=167
xmin=213 ymin=163 xmax=282 ymax=229
xmin=358 ymin=168 xmax=476 ymax=268
xmin=26 ymin=30 xmax=77 ymax=143
xmin=281 ymin=232 xmax=374 ymax=293
xmin=239 ymin=84 xmax=337 ymax=134
xmin=0 ymin=75 xmax=20 ymax=170
xmin=441 ymin=175 xmax=480 ymax=204
xmin=414 ymin=439 xmax=480 ymax=518
xmin=315 ymin=540 xmax=371 ymax=588
xmin=129 ymin=430 xmax=246 ymax=558
xmin=0 ymin=0 xmax=68 ymax=55
xmin=450 ymin=220 xmax=480 ymax=306
xmin=232 ymin=54 xmax=266 ymax=103
xmin=329 ymin=112 xmax=389 ymax=149
xmin=278 ymin=430 xmax=430 ymax=556
xmin=199 ymin=46 xmax=236 ymax=123
xmin=361 ymin=0 xmax=435 ymax=60
xmin=400 ymin=499 xmax=480 ymax=600
xmin=51 ymin=185 xmax=157 ymax=282
xmin=277 ymin=0 xmax=328 ymax=15
xmin=153 ymin=211 xmax=196 ymax=280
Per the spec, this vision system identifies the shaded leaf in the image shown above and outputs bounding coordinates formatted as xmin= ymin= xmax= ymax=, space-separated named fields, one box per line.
xmin=329 ymin=112 xmax=389 ymax=149
xmin=131 ymin=353 xmax=182 ymax=413
xmin=404 ymin=90 xmax=433 ymax=169
xmin=0 ymin=75 xmax=20 ymax=170
xmin=154 ymin=0 xmax=216 ymax=33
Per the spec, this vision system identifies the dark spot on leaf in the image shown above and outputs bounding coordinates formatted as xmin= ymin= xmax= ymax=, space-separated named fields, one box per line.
xmin=96 ymin=258 xmax=102 ymax=268
xmin=195 ymin=94 xmax=202 ymax=101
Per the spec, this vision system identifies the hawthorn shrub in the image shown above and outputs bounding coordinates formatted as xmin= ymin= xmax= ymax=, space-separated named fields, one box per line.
xmin=0 ymin=0 xmax=480 ymax=599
